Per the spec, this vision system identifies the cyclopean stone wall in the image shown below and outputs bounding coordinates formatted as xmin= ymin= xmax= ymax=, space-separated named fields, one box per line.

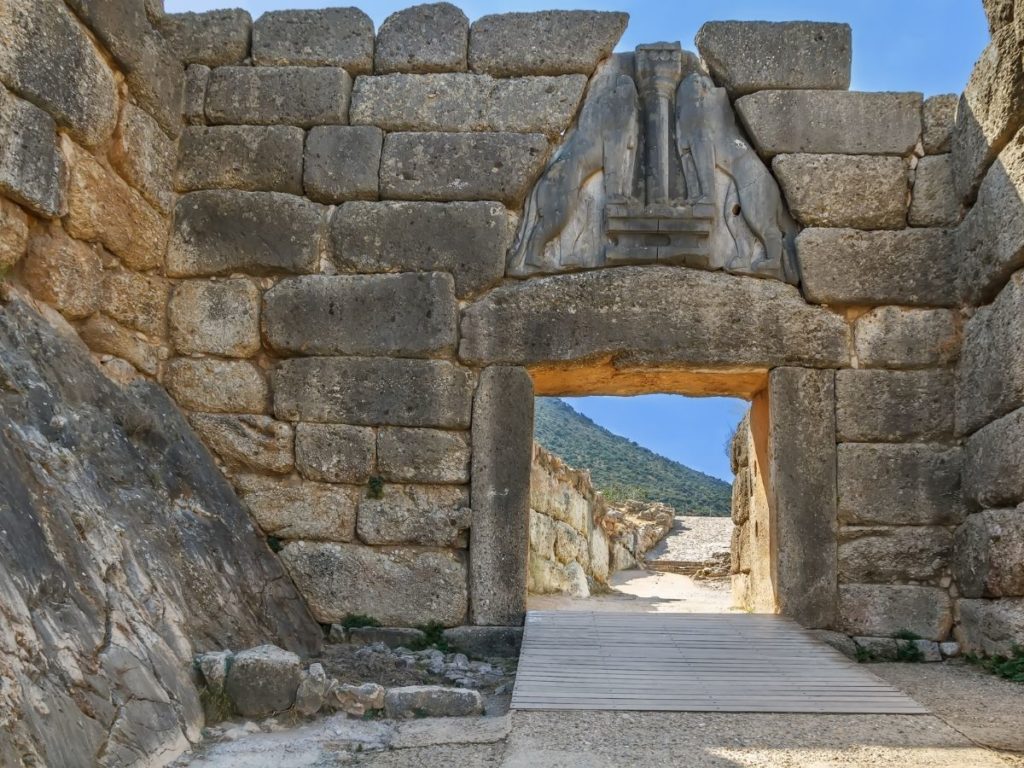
xmin=1 ymin=1 xmax=1022 ymax=688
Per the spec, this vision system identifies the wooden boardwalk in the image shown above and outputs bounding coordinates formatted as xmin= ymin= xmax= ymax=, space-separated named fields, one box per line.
xmin=511 ymin=611 xmax=929 ymax=714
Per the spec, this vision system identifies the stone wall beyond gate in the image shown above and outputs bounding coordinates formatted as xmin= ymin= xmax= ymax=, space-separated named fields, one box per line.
xmin=0 ymin=1 xmax=1022 ymax=658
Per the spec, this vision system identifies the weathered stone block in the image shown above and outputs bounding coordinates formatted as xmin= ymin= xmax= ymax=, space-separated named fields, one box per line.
xmin=205 ymin=67 xmax=353 ymax=127
xmin=158 ymin=10 xmax=252 ymax=66
xmin=964 ymin=407 xmax=1024 ymax=509
xmin=303 ymin=126 xmax=382 ymax=203
xmin=101 ymin=271 xmax=169 ymax=337
xmin=347 ymin=627 xmax=426 ymax=648
xmin=380 ymin=132 xmax=548 ymax=206
xmin=772 ymin=154 xmax=907 ymax=230
xmin=735 ymin=90 xmax=922 ymax=157
xmin=80 ymin=316 xmax=160 ymax=375
xmin=330 ymin=201 xmax=513 ymax=297
xmin=836 ymin=369 xmax=954 ymax=442
xmin=838 ymin=526 xmax=952 ymax=584
xmin=176 ymin=125 xmax=305 ymax=194
xmin=797 ymin=228 xmax=957 ymax=307
xmin=169 ymin=279 xmax=261 ymax=358
xmin=327 ymin=682 xmax=385 ymax=717
xmin=164 ymin=359 xmax=268 ymax=414
xmin=853 ymin=307 xmax=958 ymax=369
xmin=375 ymin=3 xmax=468 ymax=74
xmin=235 ymin=474 xmax=358 ymax=542
xmin=384 ymin=686 xmax=482 ymax=719
xmin=441 ymin=626 xmax=523 ymax=658
xmin=357 ymin=484 xmax=471 ymax=547
xmin=64 ymin=139 xmax=165 ymax=271
xmin=273 ymin=357 xmax=474 ymax=428
xmin=695 ymin=22 xmax=851 ymax=97
xmin=0 ymin=0 xmax=119 ymax=147
xmin=956 ymin=598 xmax=1024 ymax=654
xmin=923 ymin=94 xmax=957 ymax=155
xmin=460 ymin=266 xmax=849 ymax=368
xmin=837 ymin=443 xmax=963 ymax=527
xmin=167 ymin=190 xmax=324 ymax=277
xmin=184 ymin=65 xmax=210 ymax=127
xmin=0 ymin=88 xmax=66 ymax=217
xmin=189 ymin=414 xmax=293 ymax=474
xmin=350 ymin=73 xmax=586 ymax=137
xmin=253 ymin=9 xmax=373 ymax=72
xmin=769 ymin=368 xmax=837 ymax=628
xmin=839 ymin=585 xmax=952 ymax=641
xmin=951 ymin=27 xmax=1024 ymax=204
xmin=225 ymin=645 xmax=301 ymax=717
xmin=909 ymin=154 xmax=959 ymax=227
xmin=468 ymin=11 xmax=627 ymax=76
xmin=956 ymin=272 xmax=1024 ymax=435
xmin=294 ymin=423 xmax=375 ymax=484
xmin=22 ymin=229 xmax=101 ymax=319
xmin=262 ymin=274 xmax=457 ymax=357
xmin=470 ymin=367 xmax=533 ymax=626
xmin=280 ymin=542 xmax=469 ymax=626
xmin=110 ymin=102 xmax=175 ymax=214
xmin=0 ymin=197 xmax=28 ymax=272
xmin=954 ymin=508 xmax=1024 ymax=597
xmin=377 ymin=427 xmax=470 ymax=484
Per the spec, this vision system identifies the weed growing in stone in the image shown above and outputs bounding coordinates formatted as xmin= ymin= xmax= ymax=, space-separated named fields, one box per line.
xmin=409 ymin=621 xmax=450 ymax=652
xmin=367 ymin=476 xmax=384 ymax=499
xmin=893 ymin=630 xmax=925 ymax=663
xmin=965 ymin=645 xmax=1024 ymax=682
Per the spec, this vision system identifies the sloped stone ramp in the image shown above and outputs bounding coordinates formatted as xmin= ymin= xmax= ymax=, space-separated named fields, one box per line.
xmin=511 ymin=612 xmax=928 ymax=714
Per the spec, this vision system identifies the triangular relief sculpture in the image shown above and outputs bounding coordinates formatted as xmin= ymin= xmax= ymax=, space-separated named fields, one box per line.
xmin=508 ymin=43 xmax=800 ymax=284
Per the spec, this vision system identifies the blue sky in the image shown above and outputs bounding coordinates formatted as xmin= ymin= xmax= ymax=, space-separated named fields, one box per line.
xmin=164 ymin=0 xmax=989 ymax=479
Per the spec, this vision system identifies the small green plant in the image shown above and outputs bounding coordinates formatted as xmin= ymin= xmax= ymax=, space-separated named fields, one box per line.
xmin=855 ymin=645 xmax=876 ymax=664
xmin=893 ymin=630 xmax=925 ymax=663
xmin=341 ymin=613 xmax=381 ymax=630
xmin=266 ymin=535 xmax=282 ymax=553
xmin=199 ymin=686 xmax=234 ymax=723
xmin=965 ymin=645 xmax=1024 ymax=682
xmin=367 ymin=476 xmax=385 ymax=499
xmin=409 ymin=621 xmax=450 ymax=652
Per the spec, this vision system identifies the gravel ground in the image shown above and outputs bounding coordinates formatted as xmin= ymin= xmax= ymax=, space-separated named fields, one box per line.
xmin=646 ymin=515 xmax=733 ymax=564
xmin=529 ymin=568 xmax=735 ymax=613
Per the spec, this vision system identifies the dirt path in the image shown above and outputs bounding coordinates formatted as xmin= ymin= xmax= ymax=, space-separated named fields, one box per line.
xmin=528 ymin=567 xmax=735 ymax=613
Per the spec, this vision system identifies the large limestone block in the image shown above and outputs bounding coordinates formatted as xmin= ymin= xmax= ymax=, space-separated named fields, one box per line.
xmin=375 ymin=3 xmax=468 ymax=74
xmin=224 ymin=645 xmax=301 ymax=717
xmin=205 ymin=66 xmax=353 ymax=127
xmin=357 ymin=484 xmax=471 ymax=547
xmin=384 ymin=686 xmax=483 ymax=719
xmin=176 ymin=125 xmax=304 ymax=194
xmin=471 ymin=367 xmax=533 ymax=625
xmin=188 ymin=413 xmax=293 ymax=475
xmin=956 ymin=272 xmax=1024 ymax=435
xmin=294 ymin=423 xmax=375 ymax=484
xmin=772 ymin=154 xmax=907 ymax=230
xmin=468 ymin=11 xmax=627 ymax=77
xmin=252 ymin=8 xmax=373 ymax=73
xmin=169 ymin=279 xmax=261 ymax=358
xmin=695 ymin=21 xmax=851 ymax=97
xmin=965 ymin=407 xmax=1024 ymax=509
xmin=350 ymin=74 xmax=586 ymax=137
xmin=0 ymin=0 xmax=118 ymax=147
xmin=923 ymin=94 xmax=957 ymax=154
xmin=79 ymin=316 xmax=160 ymax=375
xmin=280 ymin=542 xmax=469 ymax=626
xmin=0 ymin=88 xmax=66 ymax=218
xmin=377 ymin=427 xmax=470 ymax=484
xmin=110 ymin=102 xmax=175 ymax=214
xmin=164 ymin=358 xmax=268 ymax=414
xmin=22 ymin=229 xmax=102 ymax=319
xmin=64 ymin=139 xmax=165 ymax=271
xmin=273 ymin=357 xmax=474 ymax=428
xmin=839 ymin=585 xmax=953 ymax=641
xmin=735 ymin=90 xmax=921 ymax=158
xmin=951 ymin=27 xmax=1024 ymax=204
xmin=909 ymin=155 xmax=959 ymax=227
xmin=956 ymin=598 xmax=1024 ymax=654
xmin=836 ymin=369 xmax=954 ymax=442
xmin=303 ymin=126 xmax=383 ymax=203
xmin=769 ymin=367 xmax=837 ymax=628
xmin=184 ymin=65 xmax=210 ymax=125
xmin=262 ymin=273 xmax=457 ymax=357
xmin=235 ymin=474 xmax=358 ymax=542
xmin=380 ymin=132 xmax=548 ymax=206
xmin=460 ymin=266 xmax=848 ymax=368
xmin=158 ymin=10 xmax=252 ymax=66
xmin=798 ymin=228 xmax=956 ymax=307
xmin=529 ymin=511 xmax=557 ymax=561
xmin=330 ymin=201 xmax=513 ymax=298
xmin=837 ymin=443 xmax=963 ymax=527
xmin=102 ymin=271 xmax=170 ymax=337
xmin=167 ymin=190 xmax=325 ymax=277
xmin=958 ymin=130 xmax=1024 ymax=305
xmin=0 ymin=197 xmax=28 ymax=271
xmin=853 ymin=307 xmax=958 ymax=369
xmin=838 ymin=526 xmax=952 ymax=584
xmin=954 ymin=508 xmax=1024 ymax=597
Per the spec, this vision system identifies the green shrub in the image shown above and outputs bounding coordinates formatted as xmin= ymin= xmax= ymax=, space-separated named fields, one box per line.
xmin=965 ymin=645 xmax=1024 ymax=682
xmin=367 ymin=476 xmax=384 ymax=499
xmin=409 ymin=621 xmax=450 ymax=653
xmin=893 ymin=629 xmax=925 ymax=662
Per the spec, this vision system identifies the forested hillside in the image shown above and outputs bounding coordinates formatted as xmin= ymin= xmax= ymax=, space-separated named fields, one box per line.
xmin=533 ymin=398 xmax=732 ymax=516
